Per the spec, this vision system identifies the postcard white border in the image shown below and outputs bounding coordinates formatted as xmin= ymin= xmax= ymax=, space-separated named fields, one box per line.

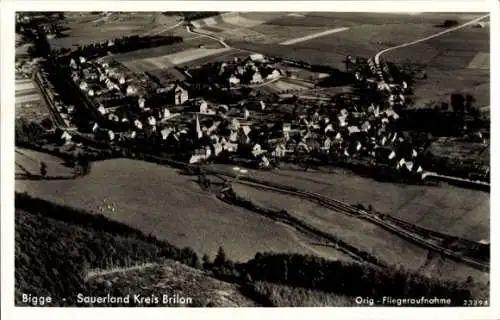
xmin=2 ymin=1 xmax=498 ymax=319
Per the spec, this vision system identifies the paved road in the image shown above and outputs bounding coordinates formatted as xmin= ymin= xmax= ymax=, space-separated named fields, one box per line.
xmin=374 ymin=13 xmax=490 ymax=65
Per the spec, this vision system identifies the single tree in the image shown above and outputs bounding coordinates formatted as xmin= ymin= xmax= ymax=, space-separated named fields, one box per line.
xmin=214 ymin=246 xmax=227 ymax=266
xmin=40 ymin=162 xmax=47 ymax=177
xmin=202 ymin=254 xmax=211 ymax=267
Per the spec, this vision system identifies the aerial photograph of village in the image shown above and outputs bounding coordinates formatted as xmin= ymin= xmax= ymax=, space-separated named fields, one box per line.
xmin=14 ymin=11 xmax=490 ymax=307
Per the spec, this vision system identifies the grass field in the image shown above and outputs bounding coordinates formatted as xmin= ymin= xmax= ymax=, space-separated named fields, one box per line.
xmin=209 ymin=164 xmax=489 ymax=243
xmin=230 ymin=182 xmax=488 ymax=283
xmin=15 ymin=155 xmax=349 ymax=262
xmin=51 ymin=12 xmax=182 ymax=49
xmin=373 ymin=23 xmax=489 ymax=107
xmin=110 ymin=38 xmax=225 ymax=63
xmin=15 ymin=79 xmax=50 ymax=123
xmin=229 ymin=13 xmax=490 ymax=108
xmin=267 ymin=80 xmax=311 ymax=93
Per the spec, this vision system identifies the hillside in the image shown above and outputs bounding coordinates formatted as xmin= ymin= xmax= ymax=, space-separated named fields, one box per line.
xmin=16 ymin=192 xmax=487 ymax=307
xmin=85 ymin=262 xmax=258 ymax=307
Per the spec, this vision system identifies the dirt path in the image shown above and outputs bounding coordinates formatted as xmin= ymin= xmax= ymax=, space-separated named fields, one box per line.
xmin=279 ymin=27 xmax=350 ymax=45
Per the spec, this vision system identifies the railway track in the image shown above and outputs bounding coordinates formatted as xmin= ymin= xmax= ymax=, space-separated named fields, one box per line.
xmin=43 ymin=142 xmax=488 ymax=271
xmin=205 ymin=169 xmax=489 ymax=272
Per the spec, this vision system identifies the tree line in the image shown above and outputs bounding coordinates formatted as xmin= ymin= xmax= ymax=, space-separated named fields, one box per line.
xmin=15 ymin=192 xmax=486 ymax=307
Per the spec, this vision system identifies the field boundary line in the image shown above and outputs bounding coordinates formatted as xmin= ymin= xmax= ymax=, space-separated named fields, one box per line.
xmin=375 ymin=14 xmax=490 ymax=64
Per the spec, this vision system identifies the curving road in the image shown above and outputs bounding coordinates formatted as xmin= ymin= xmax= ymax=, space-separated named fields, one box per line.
xmin=186 ymin=25 xmax=230 ymax=48
xmin=144 ymin=18 xmax=185 ymax=37
xmin=374 ymin=14 xmax=490 ymax=65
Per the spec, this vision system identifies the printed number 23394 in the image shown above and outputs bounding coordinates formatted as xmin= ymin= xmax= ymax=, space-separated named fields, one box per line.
xmin=463 ymin=300 xmax=488 ymax=307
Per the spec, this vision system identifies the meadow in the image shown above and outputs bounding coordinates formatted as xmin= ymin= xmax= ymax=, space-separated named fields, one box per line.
xmin=209 ymin=164 xmax=489 ymax=243
xmin=15 ymin=157 xmax=346 ymax=262
xmin=230 ymin=181 xmax=488 ymax=284
xmin=50 ymin=12 xmax=181 ymax=49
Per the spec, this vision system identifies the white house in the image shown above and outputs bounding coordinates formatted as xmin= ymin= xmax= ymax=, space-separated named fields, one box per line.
xmin=108 ymin=130 xmax=115 ymax=141
xmin=148 ymin=116 xmax=156 ymax=127
xmin=134 ymin=119 xmax=143 ymax=130
xmin=260 ymin=100 xmax=266 ymax=111
xmin=260 ymin=155 xmax=270 ymax=168
xmin=79 ymin=81 xmax=88 ymax=91
xmin=338 ymin=115 xmax=348 ymax=127
xmin=249 ymin=53 xmax=265 ymax=62
xmin=361 ymin=121 xmax=371 ymax=132
xmin=243 ymin=108 xmax=250 ymax=120
xmin=174 ymin=84 xmax=188 ymax=105
xmin=199 ymin=100 xmax=208 ymax=114
xmin=229 ymin=130 xmax=238 ymax=142
xmin=61 ymin=131 xmax=72 ymax=143
xmin=163 ymin=108 xmax=171 ymax=119
xmin=213 ymin=143 xmax=224 ymax=156
xmin=266 ymin=69 xmax=281 ymax=80
xmin=323 ymin=138 xmax=332 ymax=151
xmin=230 ymin=118 xmax=241 ymax=131
xmin=347 ymin=126 xmax=360 ymax=135
xmin=223 ymin=142 xmax=238 ymax=153
xmin=161 ymin=127 xmax=173 ymax=140
xmin=229 ymin=75 xmax=240 ymax=86
xmin=138 ymin=97 xmax=146 ymax=109
xmin=251 ymin=71 xmax=263 ymax=84
xmin=126 ymin=85 xmax=137 ymax=96
xmin=252 ymin=144 xmax=266 ymax=157
xmin=388 ymin=150 xmax=396 ymax=160
xmin=356 ymin=141 xmax=362 ymax=151
xmin=97 ymin=105 xmax=107 ymax=115
xmin=271 ymin=144 xmax=287 ymax=158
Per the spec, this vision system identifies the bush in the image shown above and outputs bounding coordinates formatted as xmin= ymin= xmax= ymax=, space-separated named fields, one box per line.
xmin=442 ymin=20 xmax=459 ymax=28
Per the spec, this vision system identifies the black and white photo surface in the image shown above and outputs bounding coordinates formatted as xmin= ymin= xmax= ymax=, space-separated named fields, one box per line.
xmin=13 ymin=10 xmax=491 ymax=308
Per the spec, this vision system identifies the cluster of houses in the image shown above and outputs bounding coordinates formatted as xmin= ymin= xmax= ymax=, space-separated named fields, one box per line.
xmin=66 ymin=55 xmax=192 ymax=141
xmin=189 ymin=53 xmax=283 ymax=88
xmin=62 ymin=51 xmax=429 ymax=176
xmin=177 ymin=55 xmax=425 ymax=174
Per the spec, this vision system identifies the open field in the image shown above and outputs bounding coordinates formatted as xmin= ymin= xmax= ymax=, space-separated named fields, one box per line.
xmin=15 ymin=79 xmax=48 ymax=122
xmin=176 ymin=50 xmax=253 ymax=68
xmin=109 ymin=38 xmax=225 ymax=63
xmin=467 ymin=52 xmax=490 ymax=70
xmin=209 ymin=164 xmax=489 ymax=243
xmin=257 ymin=12 xmax=486 ymax=28
xmin=119 ymin=48 xmax=248 ymax=73
xmin=267 ymin=79 xmax=311 ymax=93
xmin=229 ymin=14 xmax=490 ymax=108
xmin=370 ymin=22 xmax=488 ymax=107
xmin=50 ymin=12 xmax=182 ymax=49
xmin=231 ymin=182 xmax=488 ymax=283
xmin=427 ymin=137 xmax=490 ymax=165
xmin=15 ymin=154 xmax=349 ymax=262
xmin=163 ymin=47 xmax=232 ymax=65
